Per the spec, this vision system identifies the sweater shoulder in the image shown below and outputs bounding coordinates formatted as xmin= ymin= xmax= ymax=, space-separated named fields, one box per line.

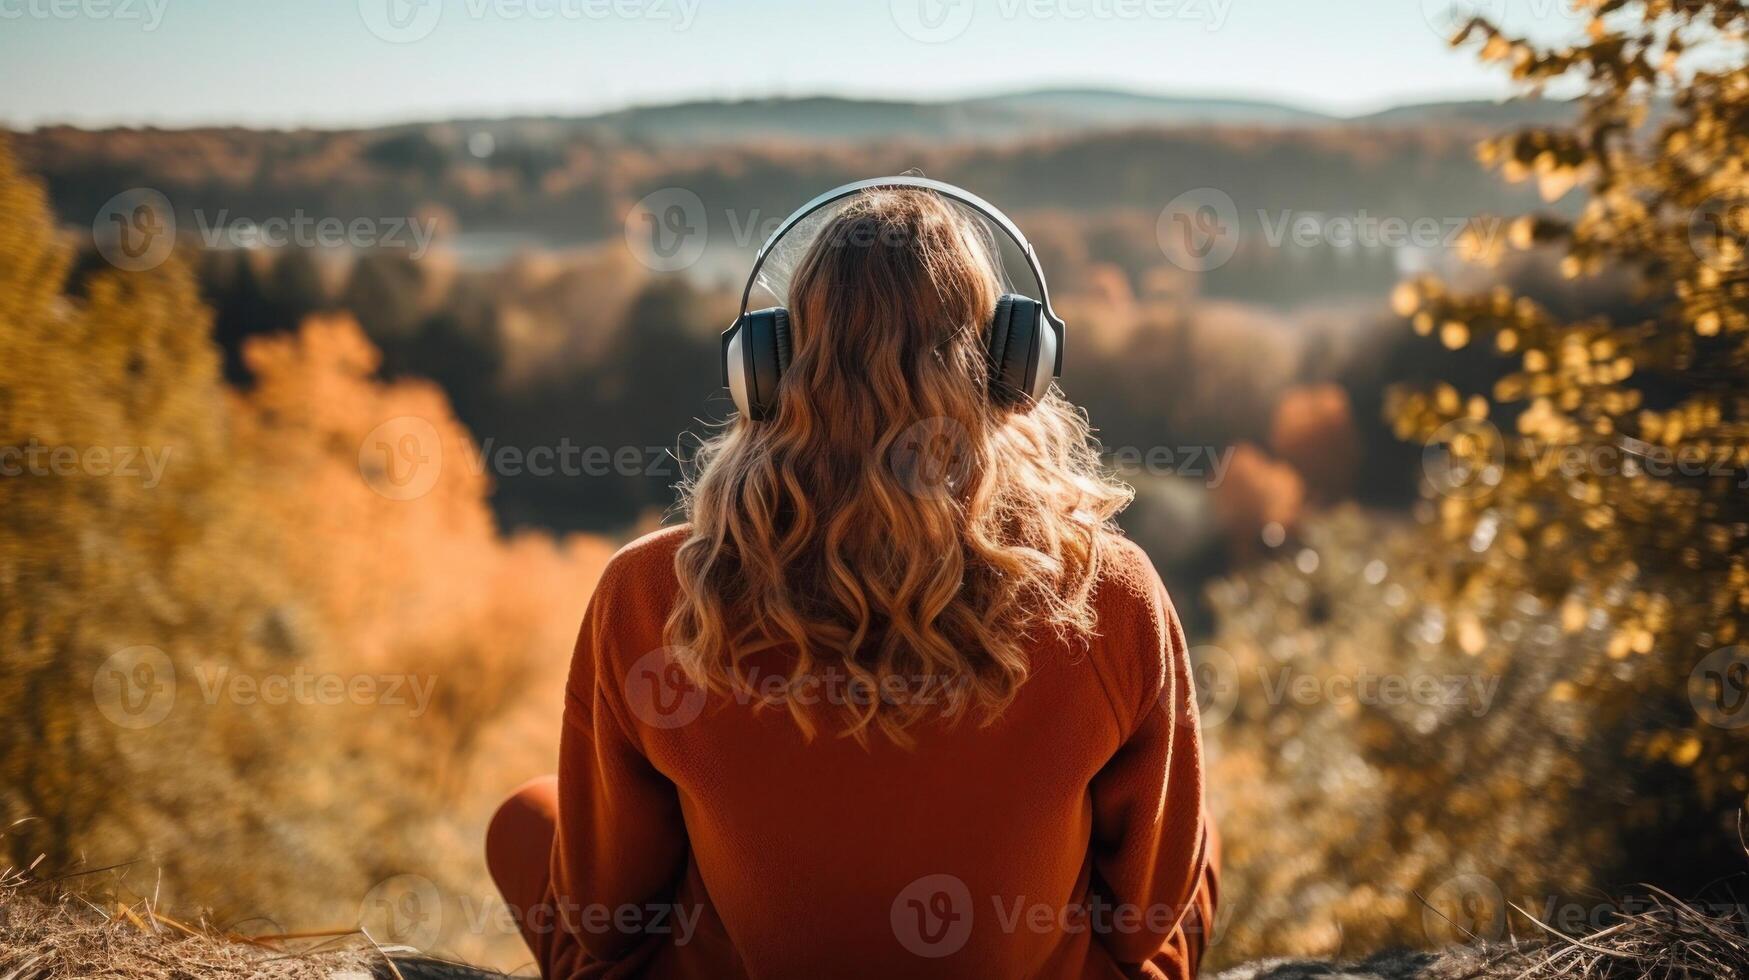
xmin=1091 ymin=532 xmax=1175 ymax=639
xmin=606 ymin=522 xmax=691 ymax=579
xmin=1093 ymin=532 xmax=1167 ymax=611
xmin=586 ymin=523 xmax=690 ymax=640
xmin=1086 ymin=532 xmax=1180 ymax=735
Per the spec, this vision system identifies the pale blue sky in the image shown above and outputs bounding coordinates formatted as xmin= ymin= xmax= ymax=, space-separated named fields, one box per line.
xmin=0 ymin=0 xmax=1586 ymax=128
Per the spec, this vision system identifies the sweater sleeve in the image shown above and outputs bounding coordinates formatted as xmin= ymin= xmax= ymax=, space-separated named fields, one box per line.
xmin=1087 ymin=552 xmax=1211 ymax=975
xmin=539 ymin=560 xmax=690 ymax=980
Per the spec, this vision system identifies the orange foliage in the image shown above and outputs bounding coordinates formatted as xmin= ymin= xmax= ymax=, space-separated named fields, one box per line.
xmin=1268 ymin=383 xmax=1361 ymax=503
xmin=1211 ymin=443 xmax=1304 ymax=550
xmin=231 ymin=315 xmax=615 ymax=779
xmin=1 ymin=134 xmax=616 ymax=967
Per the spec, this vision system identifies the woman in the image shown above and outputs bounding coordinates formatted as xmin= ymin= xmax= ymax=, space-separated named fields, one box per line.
xmin=485 ymin=182 xmax=1218 ymax=979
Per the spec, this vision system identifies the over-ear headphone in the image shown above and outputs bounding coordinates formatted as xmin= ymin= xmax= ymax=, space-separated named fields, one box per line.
xmin=721 ymin=176 xmax=1066 ymax=421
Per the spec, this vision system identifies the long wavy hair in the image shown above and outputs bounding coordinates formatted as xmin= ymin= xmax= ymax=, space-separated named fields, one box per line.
xmin=666 ymin=187 xmax=1131 ymax=742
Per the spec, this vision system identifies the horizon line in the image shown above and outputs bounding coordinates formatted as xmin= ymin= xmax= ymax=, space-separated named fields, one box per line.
xmin=0 ymin=80 xmax=1533 ymax=134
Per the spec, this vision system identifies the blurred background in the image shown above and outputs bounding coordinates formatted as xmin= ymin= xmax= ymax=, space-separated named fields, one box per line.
xmin=1 ymin=0 xmax=1746 ymax=973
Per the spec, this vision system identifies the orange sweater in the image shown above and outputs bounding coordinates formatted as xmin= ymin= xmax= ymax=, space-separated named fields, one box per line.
xmin=530 ymin=524 xmax=1214 ymax=979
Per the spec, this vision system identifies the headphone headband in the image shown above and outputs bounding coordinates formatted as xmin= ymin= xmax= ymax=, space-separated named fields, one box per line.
xmin=723 ymin=176 xmax=1066 ymax=421
xmin=736 ymin=175 xmax=1061 ymax=325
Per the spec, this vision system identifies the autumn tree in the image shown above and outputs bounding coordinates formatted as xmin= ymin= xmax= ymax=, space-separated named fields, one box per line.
xmin=0 ymin=137 xmax=317 ymax=900
xmin=1203 ymin=1 xmax=1749 ymax=964
xmin=0 ymin=139 xmax=609 ymax=969
xmin=1392 ymin=0 xmax=1748 ymax=842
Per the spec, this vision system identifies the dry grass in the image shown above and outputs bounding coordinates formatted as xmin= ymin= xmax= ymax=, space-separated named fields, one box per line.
xmin=1216 ymin=879 xmax=1749 ymax=980
xmin=12 ymin=882 xmax=1744 ymax=980
xmin=0 ymin=859 xmax=529 ymax=980
xmin=0 ymin=861 xmax=385 ymax=980
xmin=1430 ymin=889 xmax=1749 ymax=980
xmin=6 ymin=853 xmax=1745 ymax=979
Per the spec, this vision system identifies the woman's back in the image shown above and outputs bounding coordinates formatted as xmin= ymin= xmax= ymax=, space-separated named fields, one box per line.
xmin=484 ymin=182 xmax=1217 ymax=980
xmin=527 ymin=523 xmax=1210 ymax=980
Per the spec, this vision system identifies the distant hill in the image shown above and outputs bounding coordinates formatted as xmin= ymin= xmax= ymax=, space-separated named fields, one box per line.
xmin=1355 ymin=97 xmax=1579 ymax=129
xmin=421 ymin=88 xmax=1569 ymax=148
xmin=579 ymin=95 xmax=1051 ymax=144
xmin=958 ymin=88 xmax=1335 ymax=128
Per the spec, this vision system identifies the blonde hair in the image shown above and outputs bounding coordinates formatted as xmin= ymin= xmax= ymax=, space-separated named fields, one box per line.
xmin=667 ymin=188 xmax=1131 ymax=742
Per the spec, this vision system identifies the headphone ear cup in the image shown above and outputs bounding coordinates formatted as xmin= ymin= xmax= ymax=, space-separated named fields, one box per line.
xmin=771 ymin=307 xmax=792 ymax=375
xmin=987 ymin=295 xmax=1014 ymax=381
xmin=986 ymin=294 xmax=1043 ymax=407
xmin=722 ymin=307 xmax=791 ymax=421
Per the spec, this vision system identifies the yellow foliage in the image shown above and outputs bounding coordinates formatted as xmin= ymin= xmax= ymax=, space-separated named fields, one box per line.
xmin=1210 ymin=1 xmax=1749 ymax=963
xmin=0 ymin=139 xmax=614 ymax=970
